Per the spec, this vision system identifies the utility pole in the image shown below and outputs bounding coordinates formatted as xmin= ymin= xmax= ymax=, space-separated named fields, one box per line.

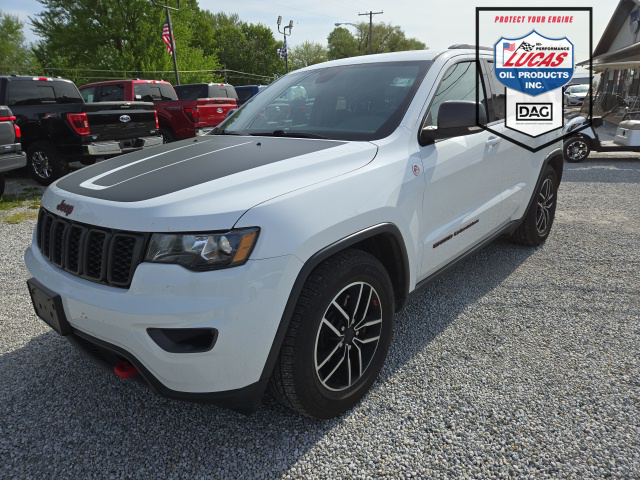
xmin=151 ymin=0 xmax=181 ymax=85
xmin=277 ymin=16 xmax=294 ymax=73
xmin=358 ymin=10 xmax=383 ymax=55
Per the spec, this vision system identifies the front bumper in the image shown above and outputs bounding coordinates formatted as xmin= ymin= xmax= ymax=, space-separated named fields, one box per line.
xmin=83 ymin=135 xmax=163 ymax=156
xmin=25 ymin=242 xmax=302 ymax=412
xmin=0 ymin=150 xmax=26 ymax=174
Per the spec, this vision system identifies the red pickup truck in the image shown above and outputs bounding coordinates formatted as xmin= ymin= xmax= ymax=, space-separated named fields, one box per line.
xmin=79 ymin=79 xmax=237 ymax=142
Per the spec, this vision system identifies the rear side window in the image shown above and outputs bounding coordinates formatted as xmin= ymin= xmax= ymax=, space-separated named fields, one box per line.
xmin=99 ymin=84 xmax=125 ymax=102
xmin=53 ymin=82 xmax=83 ymax=104
xmin=7 ymin=81 xmax=83 ymax=106
xmin=483 ymin=60 xmax=506 ymax=122
xmin=174 ymin=85 xmax=207 ymax=100
xmin=81 ymin=87 xmax=97 ymax=103
xmin=236 ymin=88 xmax=255 ymax=103
xmin=134 ymin=83 xmax=177 ymax=101
xmin=7 ymin=82 xmax=55 ymax=106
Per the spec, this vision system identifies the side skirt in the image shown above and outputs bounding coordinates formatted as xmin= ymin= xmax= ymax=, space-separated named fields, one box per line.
xmin=407 ymin=219 xmax=519 ymax=303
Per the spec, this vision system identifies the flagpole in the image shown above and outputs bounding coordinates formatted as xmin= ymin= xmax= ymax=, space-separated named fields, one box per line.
xmin=165 ymin=4 xmax=180 ymax=85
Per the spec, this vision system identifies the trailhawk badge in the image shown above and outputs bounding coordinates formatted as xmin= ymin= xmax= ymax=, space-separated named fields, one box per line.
xmin=494 ymin=30 xmax=573 ymax=138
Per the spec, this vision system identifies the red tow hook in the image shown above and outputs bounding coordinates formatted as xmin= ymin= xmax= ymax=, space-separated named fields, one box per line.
xmin=114 ymin=360 xmax=138 ymax=379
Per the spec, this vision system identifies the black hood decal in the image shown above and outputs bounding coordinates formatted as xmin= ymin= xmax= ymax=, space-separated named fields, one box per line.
xmin=56 ymin=136 xmax=345 ymax=202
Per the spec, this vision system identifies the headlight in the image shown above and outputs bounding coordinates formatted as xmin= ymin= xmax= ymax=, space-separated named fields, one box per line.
xmin=144 ymin=228 xmax=259 ymax=270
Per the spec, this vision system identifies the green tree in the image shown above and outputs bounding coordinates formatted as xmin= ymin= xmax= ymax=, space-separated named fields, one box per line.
xmin=30 ymin=0 xmax=220 ymax=85
xmin=0 ymin=10 xmax=34 ymax=73
xmin=327 ymin=22 xmax=426 ymax=60
xmin=204 ymin=16 xmax=284 ymax=85
xmin=327 ymin=27 xmax=359 ymax=60
xmin=289 ymin=41 xmax=327 ymax=71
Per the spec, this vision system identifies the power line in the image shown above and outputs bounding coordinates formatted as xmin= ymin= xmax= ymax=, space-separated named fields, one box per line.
xmin=0 ymin=65 xmax=274 ymax=81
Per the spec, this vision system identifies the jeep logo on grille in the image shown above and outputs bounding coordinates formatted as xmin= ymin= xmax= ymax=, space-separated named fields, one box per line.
xmin=56 ymin=200 xmax=74 ymax=216
xmin=119 ymin=115 xmax=131 ymax=123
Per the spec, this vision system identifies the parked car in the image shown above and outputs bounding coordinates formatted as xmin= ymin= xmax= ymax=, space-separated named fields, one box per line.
xmin=0 ymin=76 xmax=161 ymax=185
xmin=564 ymin=85 xmax=589 ymax=106
xmin=234 ymin=85 xmax=267 ymax=107
xmin=174 ymin=82 xmax=238 ymax=102
xmin=25 ymin=48 xmax=563 ymax=418
xmin=0 ymin=106 xmax=26 ymax=197
xmin=80 ymin=79 xmax=237 ymax=142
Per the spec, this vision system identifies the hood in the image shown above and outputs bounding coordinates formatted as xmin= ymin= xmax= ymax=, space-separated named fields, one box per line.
xmin=45 ymin=135 xmax=377 ymax=231
xmin=569 ymin=91 xmax=588 ymax=98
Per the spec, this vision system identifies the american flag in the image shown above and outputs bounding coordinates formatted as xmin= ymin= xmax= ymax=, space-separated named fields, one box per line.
xmin=503 ymin=42 xmax=516 ymax=51
xmin=162 ymin=22 xmax=172 ymax=54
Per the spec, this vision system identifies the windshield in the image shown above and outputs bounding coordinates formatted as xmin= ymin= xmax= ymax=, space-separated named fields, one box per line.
xmin=215 ymin=61 xmax=431 ymax=141
xmin=569 ymin=85 xmax=589 ymax=93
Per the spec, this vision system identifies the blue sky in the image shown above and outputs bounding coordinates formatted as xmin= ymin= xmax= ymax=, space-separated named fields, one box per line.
xmin=3 ymin=0 xmax=619 ymax=63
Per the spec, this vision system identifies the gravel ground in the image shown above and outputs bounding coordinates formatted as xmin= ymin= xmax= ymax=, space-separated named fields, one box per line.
xmin=1 ymin=154 xmax=639 ymax=478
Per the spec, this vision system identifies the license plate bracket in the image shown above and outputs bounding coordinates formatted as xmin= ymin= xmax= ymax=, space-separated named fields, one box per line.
xmin=27 ymin=278 xmax=72 ymax=336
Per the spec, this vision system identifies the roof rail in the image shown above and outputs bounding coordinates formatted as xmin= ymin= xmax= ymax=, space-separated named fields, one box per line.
xmin=449 ymin=44 xmax=492 ymax=51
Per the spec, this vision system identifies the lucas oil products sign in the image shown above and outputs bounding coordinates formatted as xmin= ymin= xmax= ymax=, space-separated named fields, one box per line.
xmin=494 ymin=30 xmax=573 ymax=138
xmin=495 ymin=30 xmax=573 ymax=96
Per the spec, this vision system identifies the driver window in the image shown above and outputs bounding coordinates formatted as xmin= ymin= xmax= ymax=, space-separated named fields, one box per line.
xmin=424 ymin=61 xmax=486 ymax=128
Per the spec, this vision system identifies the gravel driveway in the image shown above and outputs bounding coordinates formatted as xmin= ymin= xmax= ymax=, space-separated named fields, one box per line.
xmin=1 ymin=155 xmax=639 ymax=479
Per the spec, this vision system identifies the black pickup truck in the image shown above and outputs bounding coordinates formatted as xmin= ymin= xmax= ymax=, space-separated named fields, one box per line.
xmin=0 ymin=76 xmax=162 ymax=185
xmin=0 ymin=106 xmax=26 ymax=197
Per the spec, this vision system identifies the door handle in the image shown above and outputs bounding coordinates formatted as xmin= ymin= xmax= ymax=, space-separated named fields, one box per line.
xmin=485 ymin=136 xmax=501 ymax=147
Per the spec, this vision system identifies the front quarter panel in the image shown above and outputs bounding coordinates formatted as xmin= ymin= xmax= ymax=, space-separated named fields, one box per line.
xmin=234 ymin=128 xmax=425 ymax=291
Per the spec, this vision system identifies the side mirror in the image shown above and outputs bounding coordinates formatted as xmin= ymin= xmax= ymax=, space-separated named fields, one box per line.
xmin=420 ymin=101 xmax=487 ymax=145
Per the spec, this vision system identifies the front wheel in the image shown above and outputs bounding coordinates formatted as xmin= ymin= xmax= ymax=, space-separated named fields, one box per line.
xmin=512 ymin=165 xmax=558 ymax=247
xmin=27 ymin=141 xmax=69 ymax=186
xmin=270 ymin=249 xmax=394 ymax=419
xmin=564 ymin=136 xmax=591 ymax=163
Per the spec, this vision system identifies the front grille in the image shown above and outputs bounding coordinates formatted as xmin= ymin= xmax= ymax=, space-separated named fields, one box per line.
xmin=36 ymin=208 xmax=146 ymax=288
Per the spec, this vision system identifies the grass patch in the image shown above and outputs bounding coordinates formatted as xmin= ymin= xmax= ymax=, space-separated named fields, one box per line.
xmin=4 ymin=211 xmax=39 ymax=224
xmin=0 ymin=190 xmax=42 ymax=211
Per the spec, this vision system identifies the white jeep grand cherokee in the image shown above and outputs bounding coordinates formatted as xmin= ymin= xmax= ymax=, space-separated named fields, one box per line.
xmin=25 ymin=48 xmax=563 ymax=419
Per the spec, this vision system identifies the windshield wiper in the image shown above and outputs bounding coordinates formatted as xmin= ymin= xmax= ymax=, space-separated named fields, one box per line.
xmin=250 ymin=130 xmax=329 ymax=139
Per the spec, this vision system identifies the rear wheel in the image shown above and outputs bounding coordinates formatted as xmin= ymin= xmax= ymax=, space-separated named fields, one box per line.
xmin=512 ymin=165 xmax=558 ymax=247
xmin=27 ymin=141 xmax=69 ymax=186
xmin=159 ymin=128 xmax=175 ymax=144
xmin=564 ymin=136 xmax=591 ymax=163
xmin=270 ymin=249 xmax=394 ymax=419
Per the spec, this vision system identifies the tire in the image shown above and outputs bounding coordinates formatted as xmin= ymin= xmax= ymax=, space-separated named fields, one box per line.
xmin=512 ymin=165 xmax=558 ymax=247
xmin=27 ymin=141 xmax=69 ymax=186
xmin=0 ymin=174 xmax=5 ymax=198
xmin=563 ymin=136 xmax=591 ymax=163
xmin=159 ymin=128 xmax=175 ymax=144
xmin=270 ymin=249 xmax=394 ymax=419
